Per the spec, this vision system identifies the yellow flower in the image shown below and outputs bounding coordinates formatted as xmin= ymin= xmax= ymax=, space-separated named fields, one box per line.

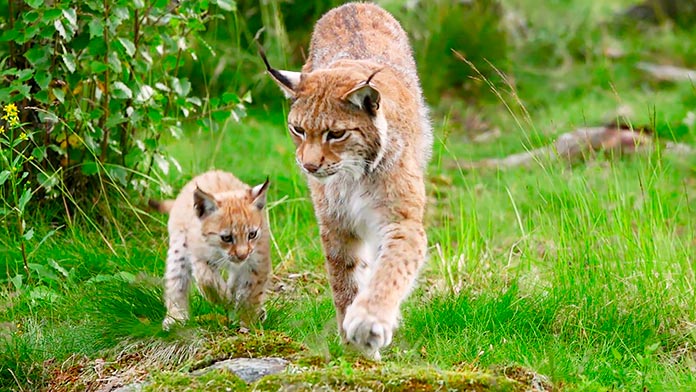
xmin=18 ymin=132 xmax=27 ymax=141
xmin=0 ymin=125 xmax=5 ymax=134
xmin=2 ymin=103 xmax=20 ymax=127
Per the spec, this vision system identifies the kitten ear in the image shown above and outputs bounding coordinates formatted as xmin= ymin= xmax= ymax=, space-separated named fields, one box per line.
xmin=193 ymin=186 xmax=218 ymax=219
xmin=342 ymin=69 xmax=382 ymax=116
xmin=249 ymin=177 xmax=270 ymax=210
xmin=259 ymin=46 xmax=300 ymax=99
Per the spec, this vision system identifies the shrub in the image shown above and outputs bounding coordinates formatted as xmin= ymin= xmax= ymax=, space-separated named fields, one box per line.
xmin=0 ymin=0 xmax=248 ymax=214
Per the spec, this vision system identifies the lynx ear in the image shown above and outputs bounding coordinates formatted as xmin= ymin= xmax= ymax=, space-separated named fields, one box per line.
xmin=249 ymin=177 xmax=270 ymax=210
xmin=193 ymin=186 xmax=218 ymax=219
xmin=342 ymin=70 xmax=382 ymax=116
xmin=259 ymin=47 xmax=300 ymax=98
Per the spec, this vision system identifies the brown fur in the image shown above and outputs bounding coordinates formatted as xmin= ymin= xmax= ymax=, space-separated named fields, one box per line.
xmin=153 ymin=170 xmax=271 ymax=329
xmin=265 ymin=2 xmax=432 ymax=359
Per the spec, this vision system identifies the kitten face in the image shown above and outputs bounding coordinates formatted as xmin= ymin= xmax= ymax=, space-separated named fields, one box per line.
xmin=195 ymin=182 xmax=269 ymax=264
xmin=286 ymin=69 xmax=383 ymax=180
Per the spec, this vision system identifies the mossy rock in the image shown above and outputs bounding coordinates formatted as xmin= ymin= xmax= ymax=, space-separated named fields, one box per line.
xmin=142 ymin=369 xmax=248 ymax=391
xmin=253 ymin=365 xmax=526 ymax=392
xmin=191 ymin=330 xmax=305 ymax=370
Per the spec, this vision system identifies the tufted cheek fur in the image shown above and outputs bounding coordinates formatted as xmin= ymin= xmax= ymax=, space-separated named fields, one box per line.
xmin=288 ymin=74 xmax=385 ymax=178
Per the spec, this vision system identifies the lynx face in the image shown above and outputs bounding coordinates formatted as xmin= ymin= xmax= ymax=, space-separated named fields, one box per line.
xmin=195 ymin=186 xmax=268 ymax=263
xmin=278 ymin=68 xmax=386 ymax=181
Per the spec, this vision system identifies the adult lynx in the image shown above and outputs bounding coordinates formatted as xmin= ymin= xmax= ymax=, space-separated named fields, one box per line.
xmin=150 ymin=170 xmax=271 ymax=330
xmin=263 ymin=2 xmax=432 ymax=359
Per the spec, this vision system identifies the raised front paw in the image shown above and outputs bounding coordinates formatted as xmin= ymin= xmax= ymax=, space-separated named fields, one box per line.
xmin=342 ymin=301 xmax=397 ymax=360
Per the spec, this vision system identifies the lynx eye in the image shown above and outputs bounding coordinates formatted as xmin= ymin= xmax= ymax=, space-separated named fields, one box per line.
xmin=220 ymin=234 xmax=234 ymax=243
xmin=289 ymin=125 xmax=306 ymax=139
xmin=326 ymin=130 xmax=349 ymax=142
xmin=248 ymin=229 xmax=259 ymax=240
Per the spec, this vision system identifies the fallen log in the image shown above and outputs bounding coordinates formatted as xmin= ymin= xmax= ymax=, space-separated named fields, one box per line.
xmin=457 ymin=125 xmax=692 ymax=170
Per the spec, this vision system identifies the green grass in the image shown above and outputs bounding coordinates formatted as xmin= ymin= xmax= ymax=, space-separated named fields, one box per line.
xmin=2 ymin=0 xmax=696 ymax=390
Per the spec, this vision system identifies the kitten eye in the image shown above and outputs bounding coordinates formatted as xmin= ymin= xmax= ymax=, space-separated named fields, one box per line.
xmin=248 ymin=229 xmax=259 ymax=240
xmin=326 ymin=130 xmax=349 ymax=142
xmin=220 ymin=234 xmax=234 ymax=243
xmin=289 ymin=125 xmax=306 ymax=139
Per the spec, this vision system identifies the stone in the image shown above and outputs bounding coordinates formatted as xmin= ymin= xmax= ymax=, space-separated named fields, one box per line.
xmin=191 ymin=357 xmax=289 ymax=383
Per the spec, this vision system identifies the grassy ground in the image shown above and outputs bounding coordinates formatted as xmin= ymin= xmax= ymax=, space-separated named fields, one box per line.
xmin=2 ymin=0 xmax=696 ymax=390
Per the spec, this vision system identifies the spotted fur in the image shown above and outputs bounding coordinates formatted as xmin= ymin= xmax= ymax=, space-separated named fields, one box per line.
xmin=151 ymin=170 xmax=271 ymax=329
xmin=265 ymin=2 xmax=432 ymax=359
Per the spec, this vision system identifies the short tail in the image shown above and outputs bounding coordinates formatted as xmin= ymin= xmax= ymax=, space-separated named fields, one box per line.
xmin=148 ymin=199 xmax=175 ymax=214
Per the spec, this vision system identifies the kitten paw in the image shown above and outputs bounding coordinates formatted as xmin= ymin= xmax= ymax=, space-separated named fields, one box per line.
xmin=162 ymin=315 xmax=186 ymax=331
xmin=342 ymin=302 xmax=396 ymax=360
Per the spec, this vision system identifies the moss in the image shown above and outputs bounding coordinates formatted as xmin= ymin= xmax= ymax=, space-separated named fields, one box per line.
xmin=253 ymin=365 xmax=526 ymax=392
xmin=191 ymin=329 xmax=306 ymax=370
xmin=144 ymin=369 xmax=248 ymax=391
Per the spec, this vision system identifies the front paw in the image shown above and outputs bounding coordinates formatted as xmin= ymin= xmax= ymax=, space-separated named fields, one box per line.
xmin=342 ymin=301 xmax=397 ymax=360
xmin=162 ymin=313 xmax=187 ymax=331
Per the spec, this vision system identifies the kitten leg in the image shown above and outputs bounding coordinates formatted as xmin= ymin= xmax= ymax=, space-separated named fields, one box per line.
xmin=163 ymin=232 xmax=192 ymax=330
xmin=343 ymin=220 xmax=427 ymax=359
xmin=321 ymin=227 xmax=361 ymax=341
xmin=192 ymin=257 xmax=231 ymax=306
xmin=235 ymin=257 xmax=271 ymax=328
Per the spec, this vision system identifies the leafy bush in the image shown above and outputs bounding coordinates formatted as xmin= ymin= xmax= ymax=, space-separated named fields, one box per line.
xmin=0 ymin=0 xmax=247 ymax=214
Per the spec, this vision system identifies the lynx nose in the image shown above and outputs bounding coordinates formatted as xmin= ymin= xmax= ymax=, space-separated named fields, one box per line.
xmin=233 ymin=246 xmax=250 ymax=261
xmin=303 ymin=163 xmax=320 ymax=173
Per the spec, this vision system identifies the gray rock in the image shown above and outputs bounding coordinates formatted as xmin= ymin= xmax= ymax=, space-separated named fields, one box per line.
xmin=192 ymin=357 xmax=289 ymax=383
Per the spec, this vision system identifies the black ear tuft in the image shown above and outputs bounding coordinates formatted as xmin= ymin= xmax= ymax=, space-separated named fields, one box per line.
xmin=258 ymin=43 xmax=301 ymax=99
xmin=250 ymin=177 xmax=271 ymax=210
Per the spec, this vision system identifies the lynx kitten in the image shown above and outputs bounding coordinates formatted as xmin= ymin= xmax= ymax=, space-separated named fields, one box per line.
xmin=264 ymin=2 xmax=432 ymax=359
xmin=150 ymin=170 xmax=271 ymax=330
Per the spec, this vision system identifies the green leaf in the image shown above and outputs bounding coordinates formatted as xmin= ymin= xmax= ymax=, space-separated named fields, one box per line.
xmin=26 ymin=0 xmax=43 ymax=8
xmin=107 ymin=51 xmax=122 ymax=73
xmin=18 ymin=189 xmax=32 ymax=212
xmin=25 ymin=46 xmax=49 ymax=67
xmin=215 ymin=0 xmax=236 ymax=12
xmin=112 ymin=81 xmax=133 ymax=99
xmin=117 ymin=38 xmax=136 ymax=57
xmin=88 ymin=18 xmax=104 ymax=38
xmin=53 ymin=88 xmax=66 ymax=103
xmin=62 ymin=9 xmax=78 ymax=31
xmin=32 ymin=147 xmax=47 ymax=162
xmin=172 ymin=77 xmax=191 ymax=97
xmin=0 ymin=171 xmax=10 ymax=186
xmin=9 ymin=275 xmax=22 ymax=290
xmin=154 ymin=153 xmax=169 ymax=175
xmin=62 ymin=52 xmax=76 ymax=73
xmin=147 ymin=109 xmax=163 ymax=123
xmin=44 ymin=9 xmax=62 ymax=20
xmin=34 ymin=71 xmax=52 ymax=90
xmin=241 ymin=90 xmax=252 ymax=103
xmin=29 ymin=286 xmax=61 ymax=302
xmin=212 ymin=110 xmax=229 ymax=123
xmin=23 ymin=228 xmax=34 ymax=241
xmin=135 ymin=85 xmax=155 ymax=103
xmin=48 ymin=259 xmax=69 ymax=278
xmin=221 ymin=92 xmax=239 ymax=104
xmin=90 ymin=61 xmax=109 ymax=74
xmin=23 ymin=10 xmax=40 ymax=23
xmin=37 ymin=171 xmax=58 ymax=190
xmin=15 ymin=69 xmax=34 ymax=82
xmin=29 ymin=264 xmax=60 ymax=283
xmin=54 ymin=20 xmax=67 ymax=39
xmin=81 ymin=161 xmax=99 ymax=176
xmin=0 ymin=28 xmax=20 ymax=42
